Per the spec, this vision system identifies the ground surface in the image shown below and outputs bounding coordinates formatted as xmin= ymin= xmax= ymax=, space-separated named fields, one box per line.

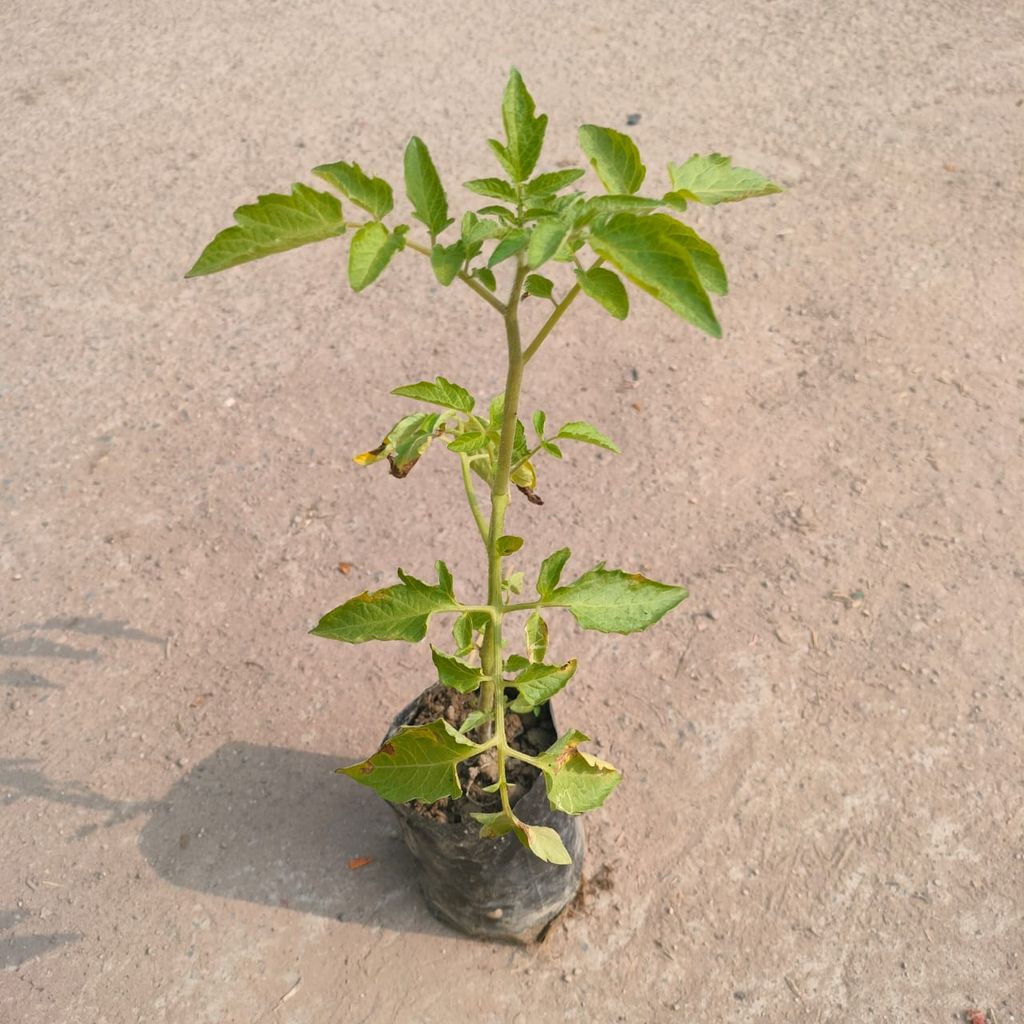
xmin=2 ymin=2 xmax=1023 ymax=1022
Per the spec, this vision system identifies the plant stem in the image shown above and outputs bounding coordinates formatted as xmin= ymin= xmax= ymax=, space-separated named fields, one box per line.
xmin=479 ymin=257 xmax=529 ymax=736
xmin=458 ymin=453 xmax=488 ymax=544
xmin=402 ymin=236 xmax=507 ymax=314
xmin=522 ymin=256 xmax=604 ymax=365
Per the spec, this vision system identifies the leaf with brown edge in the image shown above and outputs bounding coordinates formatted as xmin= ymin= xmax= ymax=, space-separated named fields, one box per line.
xmin=338 ymin=719 xmax=484 ymax=803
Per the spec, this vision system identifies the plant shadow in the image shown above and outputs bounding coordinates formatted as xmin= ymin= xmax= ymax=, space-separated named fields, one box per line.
xmin=138 ymin=742 xmax=450 ymax=937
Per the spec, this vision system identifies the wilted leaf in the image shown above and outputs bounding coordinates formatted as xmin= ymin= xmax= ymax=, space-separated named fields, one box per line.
xmin=524 ymin=611 xmax=548 ymax=663
xmin=538 ymin=732 xmax=622 ymax=814
xmin=509 ymin=659 xmax=577 ymax=712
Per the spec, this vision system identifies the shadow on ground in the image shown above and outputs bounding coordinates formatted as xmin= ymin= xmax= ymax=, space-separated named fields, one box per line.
xmin=138 ymin=742 xmax=449 ymax=937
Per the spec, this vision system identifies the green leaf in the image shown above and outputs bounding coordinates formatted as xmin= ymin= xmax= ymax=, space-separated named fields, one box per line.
xmin=473 ymin=267 xmax=497 ymax=292
xmin=435 ymin=560 xmax=455 ymax=600
xmin=546 ymin=562 xmax=688 ymax=634
xmin=505 ymin=653 xmax=531 ymax=672
xmin=185 ymin=184 xmax=345 ymax=278
xmin=430 ymin=646 xmax=486 ymax=694
xmin=477 ymin=204 xmax=516 ymax=222
xmin=502 ymin=571 xmax=526 ymax=595
xmin=486 ymin=139 xmax=517 ymax=181
xmin=580 ymin=195 xmax=662 ymax=221
xmin=524 ymin=274 xmax=554 ymax=300
xmin=556 ymin=420 xmax=621 ymax=454
xmin=538 ymin=732 xmax=622 ymax=814
xmin=452 ymin=610 xmax=490 ymax=656
xmin=488 ymin=231 xmax=528 ymax=268
xmin=527 ymin=219 xmax=569 ymax=270
xmin=312 ymin=564 xmax=459 ymax=643
xmin=578 ymin=125 xmax=646 ymax=195
xmin=472 ymin=810 xmax=517 ymax=837
xmin=353 ymin=411 xmax=440 ymax=476
xmin=313 ymin=160 xmax=393 ymax=220
xmin=537 ymin=547 xmax=571 ymax=597
xmin=339 ymin=719 xmax=483 ymax=803
xmin=391 ymin=376 xmax=475 ymax=413
xmin=510 ymin=659 xmax=577 ymax=712
xmin=515 ymin=820 xmax=572 ymax=864
xmin=404 ymin=136 xmax=453 ymax=238
xmin=525 ymin=168 xmax=586 ymax=197
xmin=574 ymin=266 xmax=629 ymax=320
xmin=458 ymin=710 xmax=492 ymax=735
xmin=532 ymin=410 xmax=546 ymax=437
xmin=463 ymin=177 xmax=517 ymax=202
xmin=524 ymin=611 xmax=548 ymax=663
xmin=447 ymin=431 xmax=489 ymax=454
xmin=430 ymin=240 xmax=466 ymax=287
xmin=497 ymin=535 xmax=524 ymax=555
xmin=500 ymin=68 xmax=548 ymax=182
xmin=588 ymin=212 xmax=721 ymax=337
xmin=541 ymin=440 xmax=563 ymax=458
xmin=652 ymin=220 xmax=727 ymax=295
xmin=667 ymin=153 xmax=782 ymax=206
xmin=347 ymin=222 xmax=407 ymax=292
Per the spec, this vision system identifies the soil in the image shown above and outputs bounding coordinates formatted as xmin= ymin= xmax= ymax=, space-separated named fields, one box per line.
xmin=403 ymin=683 xmax=557 ymax=821
xmin=3 ymin=3 xmax=1023 ymax=1023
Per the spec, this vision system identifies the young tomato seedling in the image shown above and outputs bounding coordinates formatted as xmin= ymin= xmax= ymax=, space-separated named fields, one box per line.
xmin=187 ymin=70 xmax=780 ymax=864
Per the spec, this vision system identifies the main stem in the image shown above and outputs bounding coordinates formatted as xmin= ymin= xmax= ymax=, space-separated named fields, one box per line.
xmin=478 ymin=258 xmax=529 ymax=731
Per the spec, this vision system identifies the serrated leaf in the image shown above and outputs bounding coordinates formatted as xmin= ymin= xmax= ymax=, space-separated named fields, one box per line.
xmin=486 ymin=138 xmax=517 ymax=180
xmin=588 ymin=212 xmax=721 ymax=337
xmin=501 ymin=68 xmax=547 ymax=182
xmin=667 ymin=153 xmax=782 ymax=206
xmin=527 ymin=219 xmax=569 ymax=270
xmin=312 ymin=564 xmax=459 ymax=643
xmin=313 ymin=160 xmax=393 ymax=220
xmin=497 ymin=535 xmax=524 ymax=556
xmin=524 ymin=612 xmax=548 ymax=663
xmin=546 ymin=562 xmax=688 ymax=634
xmin=653 ymin=220 xmax=727 ymax=295
xmin=463 ymin=177 xmax=517 ymax=202
xmin=556 ymin=420 xmax=621 ymax=454
xmin=477 ymin=204 xmax=516 ymax=222
xmin=524 ymin=274 xmax=554 ymax=300
xmin=538 ymin=733 xmax=622 ymax=814
xmin=578 ymin=125 xmax=646 ymax=195
xmin=339 ymin=719 xmax=483 ymax=803
xmin=404 ymin=136 xmax=453 ymax=239
xmin=525 ymin=168 xmax=586 ymax=197
xmin=574 ymin=266 xmax=629 ymax=320
xmin=452 ymin=610 xmax=490 ymax=656
xmin=430 ymin=240 xmax=466 ymax=286
xmin=488 ymin=231 xmax=528 ymax=268
xmin=391 ymin=376 xmax=475 ymax=413
xmin=185 ymin=184 xmax=345 ymax=278
xmin=509 ymin=659 xmax=577 ymax=712
xmin=448 ymin=431 xmax=489 ymax=453
xmin=348 ymin=222 xmax=407 ymax=292
xmin=537 ymin=547 xmax=571 ymax=597
xmin=435 ymin=560 xmax=455 ymax=600
xmin=473 ymin=267 xmax=497 ymax=291
xmin=430 ymin=646 xmax=486 ymax=694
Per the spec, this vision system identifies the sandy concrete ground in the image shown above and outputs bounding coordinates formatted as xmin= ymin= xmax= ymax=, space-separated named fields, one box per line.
xmin=3 ymin=1 xmax=1024 ymax=1021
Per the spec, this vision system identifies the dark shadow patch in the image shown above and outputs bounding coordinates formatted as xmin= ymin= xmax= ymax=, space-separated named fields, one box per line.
xmin=0 ymin=667 xmax=62 ymax=690
xmin=0 ymin=636 xmax=99 ymax=661
xmin=0 ymin=931 xmax=80 ymax=970
xmin=138 ymin=742 xmax=447 ymax=936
